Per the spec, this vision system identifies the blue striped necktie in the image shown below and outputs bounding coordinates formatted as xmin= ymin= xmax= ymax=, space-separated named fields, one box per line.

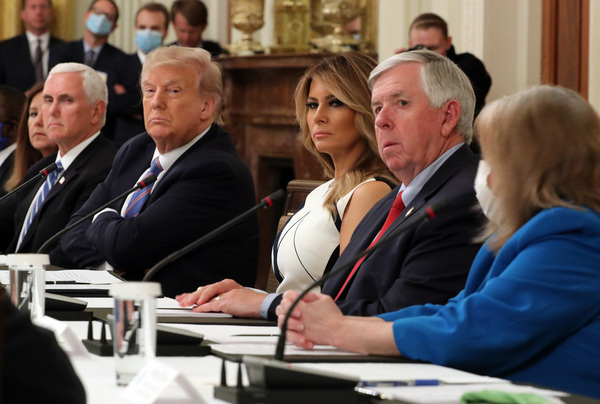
xmin=124 ymin=157 xmax=163 ymax=218
xmin=20 ymin=160 xmax=64 ymax=245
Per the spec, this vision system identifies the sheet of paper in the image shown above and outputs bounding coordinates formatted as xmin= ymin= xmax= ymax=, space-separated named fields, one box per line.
xmin=296 ymin=362 xmax=507 ymax=385
xmin=157 ymin=309 xmax=232 ymax=318
xmin=210 ymin=343 xmax=362 ymax=357
xmin=0 ymin=269 xmax=122 ymax=285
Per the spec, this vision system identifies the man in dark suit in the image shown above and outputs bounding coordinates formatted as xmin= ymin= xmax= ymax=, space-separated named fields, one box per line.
xmin=316 ymin=50 xmax=485 ymax=316
xmin=0 ymin=0 xmax=64 ymax=92
xmin=49 ymin=0 xmax=125 ymax=80
xmin=182 ymin=50 xmax=485 ymax=320
xmin=170 ymin=0 xmax=222 ymax=56
xmin=106 ymin=2 xmax=169 ymax=147
xmin=0 ymin=85 xmax=26 ymax=196
xmin=0 ymin=287 xmax=86 ymax=403
xmin=0 ymin=63 xmax=116 ymax=268
xmin=62 ymin=46 xmax=258 ymax=298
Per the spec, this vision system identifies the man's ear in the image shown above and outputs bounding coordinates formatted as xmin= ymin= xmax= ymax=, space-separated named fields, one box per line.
xmin=91 ymin=100 xmax=107 ymax=125
xmin=440 ymin=99 xmax=461 ymax=137
xmin=445 ymin=35 xmax=453 ymax=52
xmin=199 ymin=96 xmax=216 ymax=121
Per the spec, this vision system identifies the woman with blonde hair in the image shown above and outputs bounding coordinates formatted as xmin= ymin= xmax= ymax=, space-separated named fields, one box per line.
xmin=278 ymin=85 xmax=600 ymax=399
xmin=177 ymin=52 xmax=396 ymax=319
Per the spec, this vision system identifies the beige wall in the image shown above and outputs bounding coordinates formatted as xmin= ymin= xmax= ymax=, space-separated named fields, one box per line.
xmin=378 ymin=0 xmax=543 ymax=106
xmin=4 ymin=0 xmax=598 ymax=111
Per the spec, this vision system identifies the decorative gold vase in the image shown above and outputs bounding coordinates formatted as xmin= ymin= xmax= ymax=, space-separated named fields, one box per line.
xmin=311 ymin=0 xmax=361 ymax=52
xmin=226 ymin=0 xmax=265 ymax=55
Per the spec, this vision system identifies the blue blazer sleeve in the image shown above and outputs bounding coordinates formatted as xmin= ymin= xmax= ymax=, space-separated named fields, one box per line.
xmin=390 ymin=208 xmax=600 ymax=382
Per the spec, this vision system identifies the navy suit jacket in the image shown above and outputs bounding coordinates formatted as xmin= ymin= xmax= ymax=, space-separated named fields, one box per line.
xmin=106 ymin=53 xmax=145 ymax=147
xmin=49 ymin=39 xmax=126 ymax=74
xmin=169 ymin=40 xmax=222 ymax=57
xmin=4 ymin=135 xmax=116 ymax=267
xmin=0 ymin=150 xmax=15 ymax=197
xmin=320 ymin=144 xmax=485 ymax=316
xmin=62 ymin=124 xmax=259 ymax=298
xmin=0 ymin=34 xmax=64 ymax=92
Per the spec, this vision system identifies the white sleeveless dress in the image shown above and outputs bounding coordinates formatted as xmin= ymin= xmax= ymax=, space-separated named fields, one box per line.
xmin=272 ymin=178 xmax=379 ymax=293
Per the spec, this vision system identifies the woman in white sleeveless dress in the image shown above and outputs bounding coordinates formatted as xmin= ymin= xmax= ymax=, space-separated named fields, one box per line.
xmin=176 ymin=52 xmax=397 ymax=319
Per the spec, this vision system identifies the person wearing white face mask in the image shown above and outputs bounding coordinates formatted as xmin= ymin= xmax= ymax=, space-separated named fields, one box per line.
xmin=277 ymin=85 xmax=600 ymax=399
xmin=105 ymin=3 xmax=169 ymax=147
xmin=49 ymin=0 xmax=125 ymax=80
xmin=474 ymin=159 xmax=500 ymax=224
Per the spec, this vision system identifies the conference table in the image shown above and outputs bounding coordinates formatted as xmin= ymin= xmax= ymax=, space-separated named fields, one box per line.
xmin=41 ymin=292 xmax=596 ymax=404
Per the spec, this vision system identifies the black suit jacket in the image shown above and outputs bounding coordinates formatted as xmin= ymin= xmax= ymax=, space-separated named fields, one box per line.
xmin=0 ymin=150 xmax=15 ymax=197
xmin=0 ymin=34 xmax=64 ymax=92
xmin=4 ymin=135 xmax=116 ymax=267
xmin=106 ymin=53 xmax=145 ymax=147
xmin=62 ymin=125 xmax=259 ymax=297
xmin=169 ymin=40 xmax=222 ymax=57
xmin=49 ymin=39 xmax=126 ymax=74
xmin=320 ymin=144 xmax=485 ymax=316
xmin=0 ymin=290 xmax=86 ymax=404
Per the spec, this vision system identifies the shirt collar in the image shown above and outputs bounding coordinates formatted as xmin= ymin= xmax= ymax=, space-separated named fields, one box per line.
xmin=151 ymin=125 xmax=212 ymax=173
xmin=26 ymin=31 xmax=50 ymax=48
xmin=399 ymin=143 xmax=464 ymax=206
xmin=0 ymin=143 xmax=16 ymax=166
xmin=136 ymin=49 xmax=147 ymax=64
xmin=56 ymin=131 xmax=101 ymax=171
xmin=83 ymin=41 xmax=104 ymax=55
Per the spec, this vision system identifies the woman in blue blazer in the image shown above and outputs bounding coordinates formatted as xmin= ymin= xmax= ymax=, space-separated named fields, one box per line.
xmin=277 ymin=85 xmax=600 ymax=399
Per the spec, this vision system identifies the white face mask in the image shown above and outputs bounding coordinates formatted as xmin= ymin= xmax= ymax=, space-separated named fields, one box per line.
xmin=474 ymin=160 xmax=500 ymax=224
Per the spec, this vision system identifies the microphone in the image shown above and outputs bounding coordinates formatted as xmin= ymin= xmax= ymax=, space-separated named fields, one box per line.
xmin=36 ymin=174 xmax=158 ymax=254
xmin=142 ymin=189 xmax=285 ymax=282
xmin=274 ymin=198 xmax=449 ymax=361
xmin=0 ymin=163 xmax=58 ymax=204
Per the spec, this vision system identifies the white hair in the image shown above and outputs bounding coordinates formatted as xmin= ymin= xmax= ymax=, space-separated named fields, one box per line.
xmin=47 ymin=63 xmax=108 ymax=125
xmin=368 ymin=50 xmax=475 ymax=143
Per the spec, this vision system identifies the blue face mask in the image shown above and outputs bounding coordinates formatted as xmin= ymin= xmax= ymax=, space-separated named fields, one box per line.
xmin=86 ymin=13 xmax=113 ymax=36
xmin=136 ymin=29 xmax=163 ymax=54
xmin=0 ymin=123 xmax=8 ymax=151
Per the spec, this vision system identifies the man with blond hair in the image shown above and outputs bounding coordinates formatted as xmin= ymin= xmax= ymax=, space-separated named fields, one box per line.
xmin=63 ymin=46 xmax=258 ymax=297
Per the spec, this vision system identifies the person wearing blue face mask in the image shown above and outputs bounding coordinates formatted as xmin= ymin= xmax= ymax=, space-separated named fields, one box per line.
xmin=49 ymin=0 xmax=125 ymax=80
xmin=105 ymin=3 xmax=169 ymax=148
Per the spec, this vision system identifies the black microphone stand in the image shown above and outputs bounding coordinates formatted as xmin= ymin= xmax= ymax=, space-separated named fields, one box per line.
xmin=0 ymin=162 xmax=57 ymax=204
xmin=275 ymin=198 xmax=449 ymax=360
xmin=36 ymin=174 xmax=158 ymax=254
xmin=142 ymin=189 xmax=285 ymax=282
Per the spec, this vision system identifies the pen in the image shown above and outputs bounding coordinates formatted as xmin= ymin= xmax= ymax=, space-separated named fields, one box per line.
xmin=231 ymin=334 xmax=280 ymax=337
xmin=45 ymin=281 xmax=104 ymax=285
xmin=358 ymin=379 xmax=439 ymax=387
xmin=46 ymin=281 xmax=79 ymax=284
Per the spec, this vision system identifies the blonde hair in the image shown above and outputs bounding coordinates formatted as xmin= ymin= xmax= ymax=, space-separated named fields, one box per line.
xmin=141 ymin=46 xmax=223 ymax=125
xmin=475 ymin=85 xmax=600 ymax=251
xmin=294 ymin=52 xmax=397 ymax=217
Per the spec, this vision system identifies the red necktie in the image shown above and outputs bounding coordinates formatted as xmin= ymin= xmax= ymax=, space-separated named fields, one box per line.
xmin=334 ymin=191 xmax=405 ymax=301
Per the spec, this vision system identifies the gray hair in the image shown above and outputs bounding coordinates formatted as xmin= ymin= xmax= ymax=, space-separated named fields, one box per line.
xmin=368 ymin=49 xmax=475 ymax=143
xmin=141 ymin=46 xmax=223 ymax=125
xmin=47 ymin=62 xmax=108 ymax=125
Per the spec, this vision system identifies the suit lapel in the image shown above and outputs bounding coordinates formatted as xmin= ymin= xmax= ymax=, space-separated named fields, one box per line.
xmin=149 ymin=124 xmax=218 ymax=199
xmin=383 ymin=145 xmax=477 ymax=236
